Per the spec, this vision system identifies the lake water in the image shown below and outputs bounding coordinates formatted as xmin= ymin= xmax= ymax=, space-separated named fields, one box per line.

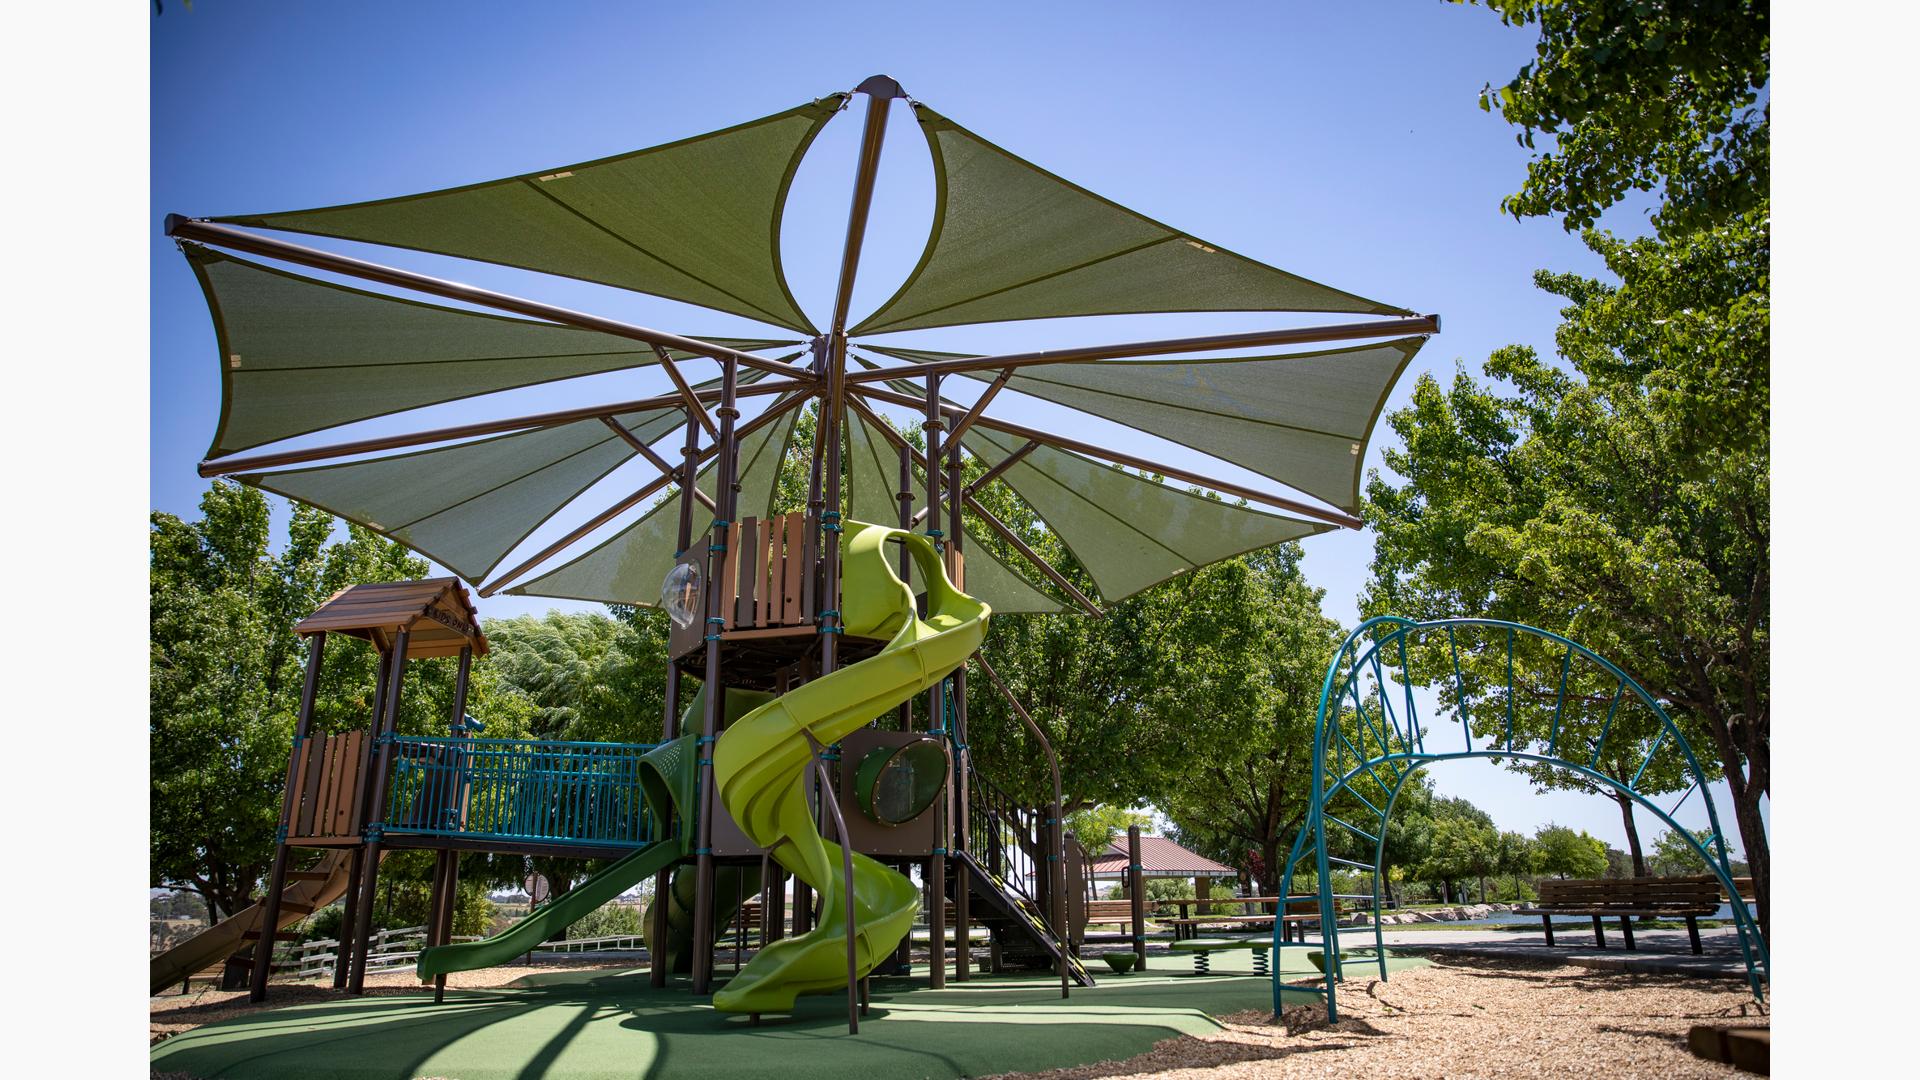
xmin=1407 ymin=902 xmax=1751 ymax=927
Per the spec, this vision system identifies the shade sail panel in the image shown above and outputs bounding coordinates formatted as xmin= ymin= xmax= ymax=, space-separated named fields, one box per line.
xmin=845 ymin=412 xmax=1067 ymax=614
xmin=244 ymin=405 xmax=684 ymax=583
xmin=868 ymin=338 xmax=1424 ymax=513
xmin=187 ymin=246 xmax=794 ymax=458
xmin=963 ymin=427 xmax=1331 ymax=601
xmin=851 ymin=106 xmax=1411 ymax=334
xmin=213 ymin=98 xmax=843 ymax=332
xmin=509 ymin=406 xmax=800 ymax=605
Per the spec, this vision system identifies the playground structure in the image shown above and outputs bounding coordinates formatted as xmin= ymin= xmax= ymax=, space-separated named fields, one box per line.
xmin=156 ymin=75 xmax=1445 ymax=1029
xmin=1272 ymin=617 xmax=1769 ymax=1023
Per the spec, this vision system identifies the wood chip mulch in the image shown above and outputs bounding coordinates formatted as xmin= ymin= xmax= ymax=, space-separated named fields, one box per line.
xmin=995 ymin=954 xmax=1769 ymax=1079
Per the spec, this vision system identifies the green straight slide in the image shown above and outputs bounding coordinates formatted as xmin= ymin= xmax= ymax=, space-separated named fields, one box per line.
xmin=711 ymin=521 xmax=989 ymax=1014
xmin=416 ymin=733 xmax=701 ymax=980
xmin=415 ymin=838 xmax=684 ymax=979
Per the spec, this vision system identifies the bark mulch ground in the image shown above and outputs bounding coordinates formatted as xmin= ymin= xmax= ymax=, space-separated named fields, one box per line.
xmin=994 ymin=953 xmax=1769 ymax=1080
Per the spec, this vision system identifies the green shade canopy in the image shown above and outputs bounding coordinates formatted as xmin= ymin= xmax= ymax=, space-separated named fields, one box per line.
xmin=863 ymin=337 xmax=1423 ymax=513
xmin=189 ymin=246 xmax=794 ymax=458
xmin=509 ymin=405 xmax=800 ymax=605
xmin=845 ymin=412 xmax=1067 ymax=614
xmin=181 ymin=80 xmax=1430 ymax=611
xmin=245 ymin=406 xmax=685 ymax=583
xmin=850 ymin=105 xmax=1410 ymax=335
xmin=214 ymin=98 xmax=843 ymax=333
xmin=961 ymin=426 xmax=1331 ymax=602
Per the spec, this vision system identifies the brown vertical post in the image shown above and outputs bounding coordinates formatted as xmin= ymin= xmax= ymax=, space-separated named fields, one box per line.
xmin=335 ymin=646 xmax=390 ymax=990
xmin=652 ymin=415 xmax=702 ymax=988
xmin=1128 ymin=825 xmax=1148 ymax=970
xmin=334 ymin=847 xmax=364 ymax=990
xmin=947 ymin=438 xmax=973 ymax=981
xmin=921 ymin=374 xmax=949 ymax=989
xmin=349 ymin=628 xmax=409 ymax=994
xmin=250 ymin=632 xmax=328 ymax=1001
xmin=431 ymin=644 xmax=473 ymax=1002
xmin=691 ymin=359 xmax=741 ymax=996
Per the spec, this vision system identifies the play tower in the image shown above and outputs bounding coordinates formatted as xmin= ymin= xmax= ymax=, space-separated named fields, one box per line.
xmin=153 ymin=75 xmax=1439 ymax=1027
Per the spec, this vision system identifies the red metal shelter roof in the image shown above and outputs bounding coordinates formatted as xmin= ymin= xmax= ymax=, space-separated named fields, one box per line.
xmin=1086 ymin=835 xmax=1236 ymax=879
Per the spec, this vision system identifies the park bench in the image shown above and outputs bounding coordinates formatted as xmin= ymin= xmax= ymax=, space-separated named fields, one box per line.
xmin=1168 ymin=937 xmax=1271 ymax=975
xmin=1167 ymin=898 xmax=1343 ymax=942
xmin=1534 ymin=877 xmax=1720 ymax=953
xmin=1079 ymin=899 xmax=1155 ymax=942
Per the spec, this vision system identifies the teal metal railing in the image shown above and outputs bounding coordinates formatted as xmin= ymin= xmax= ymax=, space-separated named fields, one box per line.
xmin=1272 ymin=617 xmax=1767 ymax=1023
xmin=383 ymin=736 xmax=662 ymax=849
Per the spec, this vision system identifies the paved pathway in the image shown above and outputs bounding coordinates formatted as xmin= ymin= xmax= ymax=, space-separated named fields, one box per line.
xmin=1354 ymin=924 xmax=1759 ymax=979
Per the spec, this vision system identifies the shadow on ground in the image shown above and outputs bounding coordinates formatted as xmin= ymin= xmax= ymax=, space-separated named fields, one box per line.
xmin=150 ymin=964 xmax=1340 ymax=1080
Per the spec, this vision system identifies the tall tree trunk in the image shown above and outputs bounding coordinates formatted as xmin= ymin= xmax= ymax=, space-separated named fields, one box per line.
xmin=1730 ymin=786 xmax=1768 ymax=937
xmin=1613 ymin=788 xmax=1648 ymax=876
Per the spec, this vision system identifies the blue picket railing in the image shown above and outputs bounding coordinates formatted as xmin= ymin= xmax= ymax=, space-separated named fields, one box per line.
xmin=383 ymin=736 xmax=662 ymax=849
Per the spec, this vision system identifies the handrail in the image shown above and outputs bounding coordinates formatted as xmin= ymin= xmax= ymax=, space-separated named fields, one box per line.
xmin=383 ymin=736 xmax=663 ymax=849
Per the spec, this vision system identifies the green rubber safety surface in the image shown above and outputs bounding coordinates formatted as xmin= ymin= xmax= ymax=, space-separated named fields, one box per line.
xmin=150 ymin=963 xmax=1362 ymax=1080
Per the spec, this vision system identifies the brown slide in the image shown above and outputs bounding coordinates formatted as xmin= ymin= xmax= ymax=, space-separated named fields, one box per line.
xmin=149 ymin=850 xmax=356 ymax=996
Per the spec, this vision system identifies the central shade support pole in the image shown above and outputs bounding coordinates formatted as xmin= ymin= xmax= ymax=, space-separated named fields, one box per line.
xmin=691 ymin=359 xmax=741 ymax=997
xmin=652 ymin=416 xmax=703 ymax=989
xmin=921 ymin=372 xmax=948 ymax=989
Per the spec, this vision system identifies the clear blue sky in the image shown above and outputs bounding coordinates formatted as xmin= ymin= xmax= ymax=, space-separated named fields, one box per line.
xmin=150 ymin=1 xmax=1759 ymax=857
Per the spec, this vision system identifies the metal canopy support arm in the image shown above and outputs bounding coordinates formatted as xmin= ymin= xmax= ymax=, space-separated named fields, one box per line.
xmin=963 ymin=493 xmax=1104 ymax=619
xmin=599 ymin=416 xmax=718 ymax=512
xmin=479 ymin=390 xmax=806 ymax=596
xmin=164 ymin=219 xmax=810 ymax=379
xmin=651 ymin=344 xmax=721 ymax=438
xmin=844 ymin=315 xmax=1440 ymax=386
xmin=852 ymin=383 xmax=1362 ymax=530
xmin=199 ymin=377 xmax=807 ymax=478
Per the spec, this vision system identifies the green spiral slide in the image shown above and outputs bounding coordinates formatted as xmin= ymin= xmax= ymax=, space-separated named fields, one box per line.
xmin=710 ymin=521 xmax=989 ymax=1014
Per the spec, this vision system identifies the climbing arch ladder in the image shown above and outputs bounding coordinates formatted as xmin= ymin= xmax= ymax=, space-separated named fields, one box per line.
xmin=1272 ymin=617 xmax=1766 ymax=1022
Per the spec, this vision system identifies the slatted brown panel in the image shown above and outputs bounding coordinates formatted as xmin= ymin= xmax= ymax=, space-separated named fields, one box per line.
xmin=759 ymin=521 xmax=777 ymax=627
xmin=783 ymin=513 xmax=806 ymax=623
xmin=736 ymin=517 xmax=760 ymax=627
xmin=801 ymin=511 xmax=817 ymax=619
xmin=719 ymin=522 xmax=740 ymax=630
xmin=293 ymin=730 xmax=320 ymax=834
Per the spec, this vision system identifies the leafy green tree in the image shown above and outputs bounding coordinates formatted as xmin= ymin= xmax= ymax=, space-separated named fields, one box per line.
xmin=1468 ymin=0 xmax=1768 ymax=237
xmin=1157 ymin=544 xmax=1348 ymax=894
xmin=1065 ymin=806 xmax=1152 ymax=860
xmin=484 ymin=611 xmax=672 ymax=743
xmin=1416 ymin=797 xmax=1500 ymax=902
xmin=1432 ymin=0 xmax=1769 ymax=925
xmin=151 ymin=481 xmax=533 ymax=920
xmin=1533 ymin=823 xmax=1609 ymax=879
xmin=1494 ymin=830 xmax=1539 ymax=901
xmin=1363 ymin=219 xmax=1768 ymax=920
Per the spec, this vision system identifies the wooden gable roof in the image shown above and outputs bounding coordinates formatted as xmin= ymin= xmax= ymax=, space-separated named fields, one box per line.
xmin=293 ymin=577 xmax=488 ymax=658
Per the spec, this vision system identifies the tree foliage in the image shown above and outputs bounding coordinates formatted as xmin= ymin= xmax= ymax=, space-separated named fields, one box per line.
xmin=1533 ymin=823 xmax=1610 ymax=879
xmin=150 ymin=481 xmax=534 ymax=918
xmin=1470 ymin=0 xmax=1768 ymax=236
